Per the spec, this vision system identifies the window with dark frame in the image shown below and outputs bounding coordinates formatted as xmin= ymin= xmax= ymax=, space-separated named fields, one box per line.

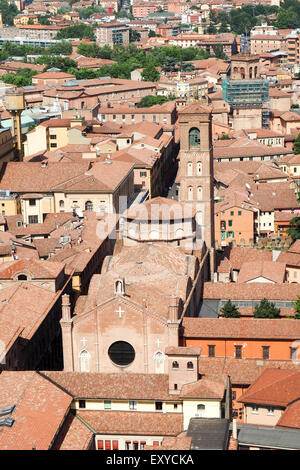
xmin=235 ymin=345 xmax=242 ymax=359
xmin=262 ymin=346 xmax=270 ymax=360
xmin=208 ymin=345 xmax=215 ymax=357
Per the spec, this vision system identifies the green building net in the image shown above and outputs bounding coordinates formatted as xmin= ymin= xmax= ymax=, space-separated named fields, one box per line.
xmin=222 ymin=78 xmax=269 ymax=108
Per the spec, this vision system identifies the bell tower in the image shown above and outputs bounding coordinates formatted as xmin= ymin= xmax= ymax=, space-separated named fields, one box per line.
xmin=177 ymin=103 xmax=215 ymax=273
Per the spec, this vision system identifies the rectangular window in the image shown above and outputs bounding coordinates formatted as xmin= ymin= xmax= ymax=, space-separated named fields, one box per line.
xmin=228 ymin=220 xmax=232 ymax=227
xmin=262 ymin=346 xmax=270 ymax=360
xmin=290 ymin=347 xmax=297 ymax=360
xmin=174 ymin=403 xmax=178 ymax=410
xmin=28 ymin=215 xmax=38 ymax=224
xmin=232 ymin=391 xmax=236 ymax=400
xmin=230 ymin=211 xmax=234 ymax=216
xmin=140 ymin=171 xmax=147 ymax=177
xmin=129 ymin=400 xmax=137 ymax=410
xmin=112 ymin=440 xmax=119 ymax=450
xmin=252 ymin=406 xmax=258 ymax=414
xmin=104 ymin=400 xmax=111 ymax=410
xmin=153 ymin=441 xmax=160 ymax=446
xmin=267 ymin=406 xmax=274 ymax=415
xmin=50 ymin=143 xmax=57 ymax=148
xmin=79 ymin=400 xmax=86 ymax=409
xmin=235 ymin=345 xmax=242 ymax=359
xmin=155 ymin=401 xmax=163 ymax=410
xmin=49 ymin=134 xmax=56 ymax=139
xmin=97 ymin=440 xmax=103 ymax=450
xmin=238 ymin=211 xmax=242 ymax=216
xmin=140 ymin=441 xmax=146 ymax=450
xmin=105 ymin=440 xmax=111 ymax=450
xmin=125 ymin=441 xmax=131 ymax=450
xmin=29 ymin=199 xmax=36 ymax=206
xmin=208 ymin=345 xmax=215 ymax=357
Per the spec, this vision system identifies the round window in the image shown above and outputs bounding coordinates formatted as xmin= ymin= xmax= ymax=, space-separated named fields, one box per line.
xmin=108 ymin=341 xmax=135 ymax=366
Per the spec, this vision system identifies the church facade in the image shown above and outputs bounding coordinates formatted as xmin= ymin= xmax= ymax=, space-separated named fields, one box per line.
xmin=60 ymin=105 xmax=215 ymax=374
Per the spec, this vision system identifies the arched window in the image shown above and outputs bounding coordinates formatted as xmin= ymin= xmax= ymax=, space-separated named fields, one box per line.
xmin=79 ymin=350 xmax=90 ymax=372
xmin=240 ymin=67 xmax=245 ymax=79
xmin=172 ymin=361 xmax=179 ymax=369
xmin=187 ymin=361 xmax=194 ymax=369
xmin=17 ymin=274 xmax=28 ymax=281
xmin=188 ymin=186 xmax=193 ymax=201
xmin=254 ymin=66 xmax=258 ymax=78
xmin=187 ymin=161 xmax=193 ymax=176
xmin=59 ymin=200 xmax=64 ymax=208
xmin=85 ymin=201 xmax=93 ymax=211
xmin=249 ymin=67 xmax=253 ymax=79
xmin=196 ymin=162 xmax=202 ymax=176
xmin=197 ymin=186 xmax=202 ymax=201
xmin=197 ymin=404 xmax=205 ymax=417
xmin=233 ymin=66 xmax=238 ymax=73
xmin=189 ymin=127 xmax=200 ymax=148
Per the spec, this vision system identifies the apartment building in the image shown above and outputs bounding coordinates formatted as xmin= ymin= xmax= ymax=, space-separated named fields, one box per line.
xmin=132 ymin=3 xmax=159 ymax=17
xmin=95 ymin=23 xmax=130 ymax=47
xmin=158 ymin=76 xmax=208 ymax=104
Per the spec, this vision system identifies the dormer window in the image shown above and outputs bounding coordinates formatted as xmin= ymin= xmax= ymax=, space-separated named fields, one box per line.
xmin=17 ymin=274 xmax=28 ymax=281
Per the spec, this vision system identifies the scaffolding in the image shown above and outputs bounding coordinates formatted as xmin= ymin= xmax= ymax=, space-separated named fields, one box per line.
xmin=222 ymin=78 xmax=269 ymax=108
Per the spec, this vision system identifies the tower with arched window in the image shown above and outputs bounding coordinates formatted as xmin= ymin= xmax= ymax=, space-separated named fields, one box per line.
xmin=177 ymin=103 xmax=215 ymax=273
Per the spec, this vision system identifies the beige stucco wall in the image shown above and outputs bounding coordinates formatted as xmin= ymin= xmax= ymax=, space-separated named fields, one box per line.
xmin=182 ymin=399 xmax=222 ymax=430
xmin=244 ymin=405 xmax=283 ymax=426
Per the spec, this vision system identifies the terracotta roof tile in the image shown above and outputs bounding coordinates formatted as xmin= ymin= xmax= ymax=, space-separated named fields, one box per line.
xmin=182 ymin=318 xmax=300 ymax=340
xmin=77 ymin=410 xmax=183 ymax=436
xmin=238 ymin=369 xmax=300 ymax=407
xmin=0 ymin=371 xmax=72 ymax=450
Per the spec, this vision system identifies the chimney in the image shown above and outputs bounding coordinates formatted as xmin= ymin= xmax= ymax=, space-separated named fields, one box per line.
xmin=62 ymin=294 xmax=71 ymax=321
xmin=232 ymin=418 xmax=237 ymax=440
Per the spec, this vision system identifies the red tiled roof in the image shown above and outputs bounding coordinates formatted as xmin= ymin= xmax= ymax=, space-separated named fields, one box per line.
xmin=41 ymin=372 xmax=172 ymax=400
xmin=52 ymin=412 xmax=93 ymax=450
xmin=182 ymin=318 xmax=300 ymax=340
xmin=77 ymin=410 xmax=183 ymax=436
xmin=238 ymin=369 xmax=300 ymax=407
xmin=180 ymin=375 xmax=226 ymax=399
xmin=202 ymin=281 xmax=299 ymax=300
xmin=237 ymin=261 xmax=286 ymax=284
xmin=0 ymin=371 xmax=72 ymax=450
xmin=277 ymin=400 xmax=300 ymax=429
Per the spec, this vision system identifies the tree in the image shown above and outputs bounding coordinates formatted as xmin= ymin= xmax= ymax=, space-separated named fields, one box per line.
xmin=141 ymin=64 xmax=160 ymax=82
xmin=129 ymin=29 xmax=141 ymax=43
xmin=56 ymin=24 xmax=95 ymax=40
xmin=212 ymin=44 xmax=227 ymax=60
xmin=28 ymin=18 xmax=34 ymax=25
xmin=287 ymin=216 xmax=300 ymax=241
xmin=293 ymin=296 xmax=300 ymax=318
xmin=220 ymin=300 xmax=241 ymax=318
xmin=136 ymin=95 xmax=174 ymax=108
xmin=38 ymin=16 xmax=51 ymax=25
xmin=253 ymin=298 xmax=280 ymax=318
xmin=294 ymin=132 xmax=300 ymax=154
xmin=57 ymin=3 xmax=71 ymax=14
xmin=1 ymin=68 xmax=38 ymax=86
xmin=35 ymin=56 xmax=77 ymax=72
xmin=0 ymin=0 xmax=18 ymax=26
